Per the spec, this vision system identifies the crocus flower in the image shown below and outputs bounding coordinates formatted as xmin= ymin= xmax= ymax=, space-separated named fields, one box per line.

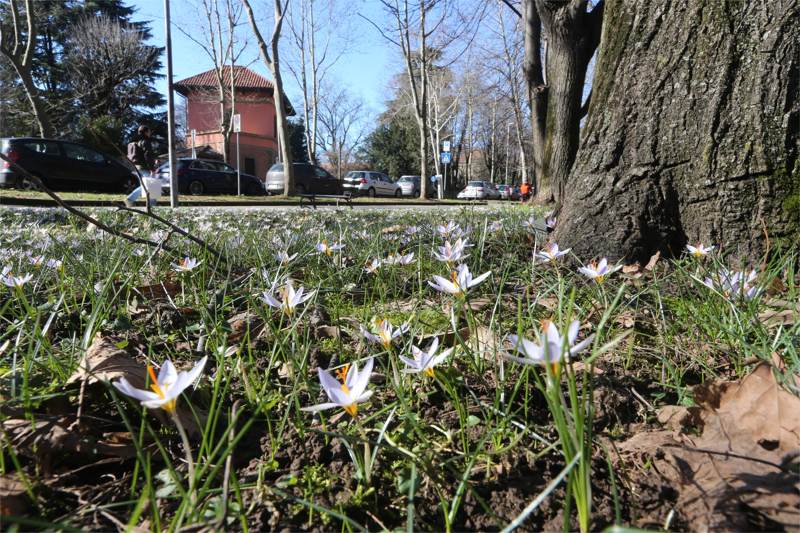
xmin=535 ymin=243 xmax=570 ymax=263
xmin=316 ymin=240 xmax=345 ymax=256
xmin=113 ymin=357 xmax=207 ymax=413
xmin=302 ymin=358 xmax=374 ymax=417
xmin=433 ymin=238 xmax=470 ymax=263
xmin=364 ymin=258 xmax=382 ymax=274
xmin=405 ymin=225 xmax=420 ymax=235
xmin=686 ymin=243 xmax=714 ymax=257
xmin=261 ymin=281 xmax=316 ymax=315
xmin=1 ymin=271 xmax=33 ymax=288
xmin=703 ymin=268 xmax=760 ymax=300
xmin=546 ymin=216 xmax=557 ymax=229
xmin=578 ymin=258 xmax=622 ymax=282
xmin=437 ymin=221 xmax=459 ymax=237
xmin=385 ymin=252 xmax=415 ymax=266
xmin=360 ymin=319 xmax=410 ymax=349
xmin=429 ymin=263 xmax=491 ymax=296
xmin=172 ymin=257 xmax=201 ymax=273
xmin=400 ymin=337 xmax=453 ymax=377
xmin=506 ymin=320 xmax=593 ymax=373
xmin=275 ymin=251 xmax=298 ymax=265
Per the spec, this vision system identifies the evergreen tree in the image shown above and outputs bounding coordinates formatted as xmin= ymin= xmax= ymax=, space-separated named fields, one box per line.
xmin=0 ymin=0 xmax=164 ymax=151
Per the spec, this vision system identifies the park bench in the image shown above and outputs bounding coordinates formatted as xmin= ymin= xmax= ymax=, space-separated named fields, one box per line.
xmin=298 ymin=193 xmax=353 ymax=210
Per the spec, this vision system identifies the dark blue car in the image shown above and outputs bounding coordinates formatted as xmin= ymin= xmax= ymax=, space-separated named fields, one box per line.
xmin=155 ymin=158 xmax=265 ymax=196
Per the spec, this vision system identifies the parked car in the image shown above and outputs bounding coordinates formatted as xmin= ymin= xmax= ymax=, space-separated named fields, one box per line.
xmin=154 ymin=158 xmax=265 ymax=196
xmin=0 ymin=137 xmax=137 ymax=192
xmin=342 ymin=170 xmax=401 ymax=197
xmin=457 ymin=181 xmax=502 ymax=200
xmin=396 ymin=175 xmax=438 ymax=198
xmin=265 ymin=163 xmax=342 ymax=195
xmin=497 ymin=184 xmax=519 ymax=200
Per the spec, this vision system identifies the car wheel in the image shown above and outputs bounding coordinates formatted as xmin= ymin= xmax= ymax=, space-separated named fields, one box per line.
xmin=368 ymin=187 xmax=376 ymax=198
xmin=245 ymin=182 xmax=264 ymax=196
xmin=19 ymin=177 xmax=39 ymax=191
xmin=295 ymin=184 xmax=306 ymax=195
xmin=394 ymin=189 xmax=401 ymax=198
xmin=188 ymin=180 xmax=204 ymax=196
xmin=415 ymin=190 xmax=420 ymax=198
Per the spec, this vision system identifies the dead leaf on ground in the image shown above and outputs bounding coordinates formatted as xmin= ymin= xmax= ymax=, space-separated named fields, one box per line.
xmin=227 ymin=311 xmax=264 ymax=343
xmin=759 ymin=298 xmax=800 ymax=327
xmin=644 ymin=251 xmax=660 ymax=271
xmin=66 ymin=333 xmax=143 ymax=386
xmin=133 ymin=279 xmax=181 ymax=301
xmin=0 ymin=475 xmax=30 ymax=516
xmin=618 ymin=363 xmax=800 ymax=531
xmin=622 ymin=264 xmax=640 ymax=274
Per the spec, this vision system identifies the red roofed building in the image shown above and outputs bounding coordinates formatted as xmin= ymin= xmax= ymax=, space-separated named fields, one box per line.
xmin=175 ymin=65 xmax=292 ymax=179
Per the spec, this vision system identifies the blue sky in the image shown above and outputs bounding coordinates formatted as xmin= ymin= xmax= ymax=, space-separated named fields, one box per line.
xmin=130 ymin=0 xmax=395 ymax=116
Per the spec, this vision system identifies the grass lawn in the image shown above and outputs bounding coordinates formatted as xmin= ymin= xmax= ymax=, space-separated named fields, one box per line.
xmin=0 ymin=206 xmax=797 ymax=531
xmin=0 ymin=189 xmax=474 ymax=205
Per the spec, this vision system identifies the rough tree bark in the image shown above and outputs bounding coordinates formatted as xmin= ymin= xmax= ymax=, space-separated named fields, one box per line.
xmin=555 ymin=0 xmax=799 ymax=263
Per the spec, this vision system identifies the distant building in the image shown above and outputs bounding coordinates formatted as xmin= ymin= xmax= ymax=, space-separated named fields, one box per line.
xmin=174 ymin=65 xmax=293 ymax=178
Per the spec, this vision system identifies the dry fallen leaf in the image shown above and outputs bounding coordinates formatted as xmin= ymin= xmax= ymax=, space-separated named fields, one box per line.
xmin=66 ymin=333 xmax=143 ymax=386
xmin=133 ymin=279 xmax=181 ymax=301
xmin=619 ymin=364 xmax=800 ymax=531
xmin=644 ymin=251 xmax=660 ymax=271
xmin=0 ymin=475 xmax=29 ymax=516
xmin=759 ymin=298 xmax=800 ymax=327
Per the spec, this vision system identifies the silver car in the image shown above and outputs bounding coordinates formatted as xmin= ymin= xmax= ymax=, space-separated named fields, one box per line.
xmin=342 ymin=171 xmax=401 ymax=197
xmin=397 ymin=175 xmax=421 ymax=197
xmin=457 ymin=181 xmax=501 ymax=200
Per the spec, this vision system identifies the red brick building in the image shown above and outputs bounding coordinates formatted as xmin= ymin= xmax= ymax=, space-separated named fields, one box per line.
xmin=175 ymin=65 xmax=290 ymax=179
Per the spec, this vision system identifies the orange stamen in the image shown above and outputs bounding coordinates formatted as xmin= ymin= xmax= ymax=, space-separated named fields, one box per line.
xmin=424 ymin=367 xmax=435 ymax=378
xmin=147 ymin=366 xmax=165 ymax=398
xmin=343 ymin=403 xmax=357 ymax=417
xmin=336 ymin=364 xmax=350 ymax=385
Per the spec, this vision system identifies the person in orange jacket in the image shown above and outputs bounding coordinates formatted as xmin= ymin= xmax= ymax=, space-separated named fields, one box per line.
xmin=519 ymin=182 xmax=531 ymax=202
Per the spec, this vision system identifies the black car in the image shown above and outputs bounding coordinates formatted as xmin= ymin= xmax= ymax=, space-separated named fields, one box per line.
xmin=265 ymin=163 xmax=342 ymax=195
xmin=0 ymin=137 xmax=137 ymax=192
xmin=154 ymin=158 xmax=266 ymax=196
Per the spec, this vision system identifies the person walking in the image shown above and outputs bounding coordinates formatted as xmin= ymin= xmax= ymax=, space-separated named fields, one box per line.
xmin=125 ymin=125 xmax=157 ymax=207
xmin=519 ymin=181 xmax=531 ymax=202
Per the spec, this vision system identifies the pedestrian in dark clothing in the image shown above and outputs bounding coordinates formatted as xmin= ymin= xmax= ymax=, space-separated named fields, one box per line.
xmin=125 ymin=125 xmax=157 ymax=206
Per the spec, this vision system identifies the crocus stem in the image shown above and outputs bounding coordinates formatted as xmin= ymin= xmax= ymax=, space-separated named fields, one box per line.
xmin=171 ymin=411 xmax=196 ymax=507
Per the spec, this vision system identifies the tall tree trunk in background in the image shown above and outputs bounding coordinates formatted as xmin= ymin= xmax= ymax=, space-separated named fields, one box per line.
xmin=242 ymin=0 xmax=294 ymax=194
xmin=535 ymin=0 xmax=602 ymax=204
xmin=522 ymin=0 xmax=546 ymax=197
xmin=555 ymin=0 xmax=799 ymax=263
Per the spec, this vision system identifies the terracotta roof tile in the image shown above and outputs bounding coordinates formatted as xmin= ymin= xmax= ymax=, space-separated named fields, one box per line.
xmin=175 ymin=65 xmax=274 ymax=93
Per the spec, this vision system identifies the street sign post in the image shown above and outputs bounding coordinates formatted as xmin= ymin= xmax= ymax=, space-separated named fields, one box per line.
xmin=442 ymin=140 xmax=451 ymax=152
xmin=233 ymin=114 xmax=241 ymax=195
xmin=440 ymin=152 xmax=451 ymax=164
xmin=190 ymin=129 xmax=196 ymax=159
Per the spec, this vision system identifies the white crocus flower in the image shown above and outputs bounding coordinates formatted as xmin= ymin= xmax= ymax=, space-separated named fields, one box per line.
xmin=360 ymin=319 xmax=410 ymax=349
xmin=429 ymin=263 xmax=491 ymax=296
xmin=400 ymin=337 xmax=453 ymax=377
xmin=489 ymin=220 xmax=503 ymax=233
xmin=578 ymin=258 xmax=622 ymax=282
xmin=686 ymin=243 xmax=714 ymax=257
xmin=385 ymin=252 xmax=414 ymax=266
xmin=113 ymin=357 xmax=207 ymax=413
xmin=703 ymin=268 xmax=760 ymax=301
xmin=405 ymin=225 xmax=420 ymax=236
xmin=275 ymin=251 xmax=298 ymax=265
xmin=302 ymin=358 xmax=375 ymax=417
xmin=437 ymin=221 xmax=460 ymax=238
xmin=365 ymin=258 xmax=382 ymax=274
xmin=2 ymin=270 xmax=33 ymax=288
xmin=261 ymin=281 xmax=316 ymax=315
xmin=535 ymin=243 xmax=571 ymax=263
xmin=433 ymin=238 xmax=470 ymax=263
xmin=172 ymin=257 xmax=201 ymax=273
xmin=315 ymin=240 xmax=345 ymax=256
xmin=546 ymin=216 xmax=557 ymax=229
xmin=506 ymin=320 xmax=593 ymax=373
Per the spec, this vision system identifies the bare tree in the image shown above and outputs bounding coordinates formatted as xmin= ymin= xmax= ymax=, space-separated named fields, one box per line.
xmin=241 ymin=0 xmax=294 ymax=194
xmin=493 ymin=1 xmax=529 ymax=184
xmin=286 ymin=0 xmax=350 ymax=165
xmin=426 ymin=63 xmax=459 ymax=179
xmin=0 ymin=0 xmax=53 ymax=137
xmin=178 ymin=0 xmax=248 ymax=163
xmin=67 ymin=16 xmax=160 ymax=117
xmin=317 ymin=84 xmax=366 ymax=179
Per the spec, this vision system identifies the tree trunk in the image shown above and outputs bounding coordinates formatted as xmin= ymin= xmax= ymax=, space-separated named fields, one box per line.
xmin=555 ymin=0 xmax=799 ymax=263
xmin=14 ymin=65 xmax=54 ymax=138
xmin=523 ymin=0 xmax=546 ymax=195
